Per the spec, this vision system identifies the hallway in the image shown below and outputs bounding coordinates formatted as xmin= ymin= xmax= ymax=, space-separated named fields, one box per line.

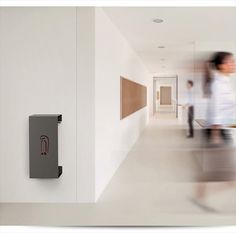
xmin=1 ymin=116 xmax=235 ymax=226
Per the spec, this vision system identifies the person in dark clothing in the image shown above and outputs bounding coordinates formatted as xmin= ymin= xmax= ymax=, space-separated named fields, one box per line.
xmin=185 ymin=80 xmax=194 ymax=138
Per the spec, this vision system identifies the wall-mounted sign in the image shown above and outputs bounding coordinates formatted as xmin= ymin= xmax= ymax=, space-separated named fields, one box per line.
xmin=29 ymin=114 xmax=62 ymax=178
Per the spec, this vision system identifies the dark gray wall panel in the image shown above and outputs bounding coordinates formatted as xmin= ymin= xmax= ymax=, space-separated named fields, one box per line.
xmin=29 ymin=114 xmax=62 ymax=178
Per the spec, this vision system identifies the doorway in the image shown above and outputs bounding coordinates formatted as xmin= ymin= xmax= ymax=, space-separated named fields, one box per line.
xmin=153 ymin=76 xmax=178 ymax=118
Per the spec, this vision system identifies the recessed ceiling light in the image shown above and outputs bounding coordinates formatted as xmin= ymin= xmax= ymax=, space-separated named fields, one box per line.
xmin=153 ymin=18 xmax=164 ymax=23
xmin=158 ymin=46 xmax=165 ymax=49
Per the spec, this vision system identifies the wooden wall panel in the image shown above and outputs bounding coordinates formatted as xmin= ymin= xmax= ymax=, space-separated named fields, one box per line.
xmin=120 ymin=77 xmax=147 ymax=119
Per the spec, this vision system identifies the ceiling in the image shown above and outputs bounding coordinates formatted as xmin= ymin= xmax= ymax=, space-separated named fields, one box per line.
xmin=103 ymin=7 xmax=236 ymax=74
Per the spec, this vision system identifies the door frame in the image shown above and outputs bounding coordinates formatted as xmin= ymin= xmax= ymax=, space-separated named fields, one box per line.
xmin=153 ymin=76 xmax=178 ymax=118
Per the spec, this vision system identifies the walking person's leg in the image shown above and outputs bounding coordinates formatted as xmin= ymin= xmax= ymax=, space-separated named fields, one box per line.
xmin=187 ymin=107 xmax=191 ymax=137
xmin=188 ymin=106 xmax=194 ymax=138
xmin=191 ymin=106 xmax=194 ymax=137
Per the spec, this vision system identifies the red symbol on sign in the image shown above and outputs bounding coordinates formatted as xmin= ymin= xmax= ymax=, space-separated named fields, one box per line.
xmin=40 ymin=135 xmax=49 ymax=155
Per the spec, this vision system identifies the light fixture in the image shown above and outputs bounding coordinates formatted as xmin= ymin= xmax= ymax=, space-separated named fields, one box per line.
xmin=153 ymin=18 xmax=164 ymax=23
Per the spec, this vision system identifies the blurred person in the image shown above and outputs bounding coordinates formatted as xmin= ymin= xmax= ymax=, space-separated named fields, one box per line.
xmin=192 ymin=51 xmax=236 ymax=212
xmin=205 ymin=52 xmax=236 ymax=145
xmin=184 ymin=80 xmax=194 ymax=138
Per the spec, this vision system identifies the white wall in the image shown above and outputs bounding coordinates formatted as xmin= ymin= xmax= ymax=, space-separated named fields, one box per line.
xmin=0 ymin=7 xmax=150 ymax=203
xmin=76 ymin=8 xmax=96 ymax=202
xmin=95 ymin=8 xmax=150 ymax=200
xmin=0 ymin=8 xmax=77 ymax=202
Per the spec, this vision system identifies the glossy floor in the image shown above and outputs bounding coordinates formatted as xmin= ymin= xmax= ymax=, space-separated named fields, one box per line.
xmin=0 ymin=113 xmax=235 ymax=226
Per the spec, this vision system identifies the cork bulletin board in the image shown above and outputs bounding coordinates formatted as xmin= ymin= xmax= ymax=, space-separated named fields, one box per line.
xmin=120 ymin=77 xmax=147 ymax=119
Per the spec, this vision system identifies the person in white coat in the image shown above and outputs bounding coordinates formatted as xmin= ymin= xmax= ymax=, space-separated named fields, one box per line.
xmin=206 ymin=52 xmax=236 ymax=145
xmin=192 ymin=51 xmax=236 ymax=212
